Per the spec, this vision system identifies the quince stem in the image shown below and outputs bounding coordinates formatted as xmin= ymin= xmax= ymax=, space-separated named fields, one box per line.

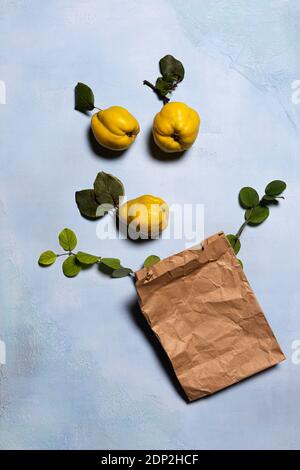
xmin=57 ymin=252 xmax=75 ymax=257
xmin=143 ymin=80 xmax=170 ymax=105
xmin=235 ymin=220 xmax=248 ymax=240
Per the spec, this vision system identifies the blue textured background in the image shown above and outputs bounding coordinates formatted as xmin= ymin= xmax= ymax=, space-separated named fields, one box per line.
xmin=0 ymin=0 xmax=300 ymax=450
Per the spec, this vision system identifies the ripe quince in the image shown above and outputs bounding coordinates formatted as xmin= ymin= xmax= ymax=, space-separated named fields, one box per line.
xmin=153 ymin=102 xmax=200 ymax=153
xmin=118 ymin=195 xmax=169 ymax=238
xmin=91 ymin=106 xmax=140 ymax=151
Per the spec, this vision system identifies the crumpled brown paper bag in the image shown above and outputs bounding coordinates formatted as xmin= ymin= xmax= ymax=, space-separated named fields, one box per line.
xmin=135 ymin=232 xmax=285 ymax=401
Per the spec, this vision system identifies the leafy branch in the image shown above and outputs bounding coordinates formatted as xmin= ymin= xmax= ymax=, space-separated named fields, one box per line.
xmin=38 ymin=229 xmax=161 ymax=279
xmin=226 ymin=180 xmax=287 ymax=267
xmin=38 ymin=228 xmax=133 ymax=278
xmin=143 ymin=55 xmax=185 ymax=104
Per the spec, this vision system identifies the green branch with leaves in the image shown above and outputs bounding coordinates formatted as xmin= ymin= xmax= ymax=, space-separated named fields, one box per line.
xmin=226 ymin=180 xmax=287 ymax=267
xmin=143 ymin=55 xmax=185 ymax=104
xmin=38 ymin=228 xmax=160 ymax=279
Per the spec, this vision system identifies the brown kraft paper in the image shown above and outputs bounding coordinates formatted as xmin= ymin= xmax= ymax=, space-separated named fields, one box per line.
xmin=135 ymin=232 xmax=285 ymax=401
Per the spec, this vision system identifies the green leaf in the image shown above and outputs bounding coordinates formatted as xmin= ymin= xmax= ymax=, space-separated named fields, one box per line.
xmin=265 ymin=180 xmax=286 ymax=197
xmin=76 ymin=251 xmax=100 ymax=265
xmin=74 ymin=82 xmax=94 ymax=112
xmin=261 ymin=195 xmax=279 ymax=206
xmin=75 ymin=189 xmax=103 ymax=219
xmin=226 ymin=235 xmax=241 ymax=255
xmin=62 ymin=255 xmax=81 ymax=277
xmin=96 ymin=203 xmax=114 ymax=217
xmin=155 ymin=77 xmax=171 ymax=97
xmin=93 ymin=172 xmax=125 ymax=207
xmin=245 ymin=205 xmax=269 ymax=225
xmin=159 ymin=55 xmax=185 ymax=83
xmin=59 ymin=228 xmax=77 ymax=251
xmin=94 ymin=191 xmax=114 ymax=207
xmin=237 ymin=259 xmax=243 ymax=269
xmin=100 ymin=258 xmax=121 ymax=270
xmin=143 ymin=255 xmax=161 ymax=268
xmin=162 ymin=74 xmax=177 ymax=84
xmin=111 ymin=267 xmax=133 ymax=278
xmin=38 ymin=250 xmax=57 ymax=266
xmin=239 ymin=187 xmax=259 ymax=209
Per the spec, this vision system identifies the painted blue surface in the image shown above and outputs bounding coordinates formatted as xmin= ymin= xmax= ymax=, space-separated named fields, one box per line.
xmin=0 ymin=0 xmax=300 ymax=450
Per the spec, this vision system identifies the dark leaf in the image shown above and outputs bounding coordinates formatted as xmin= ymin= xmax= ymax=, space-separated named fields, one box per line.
xmin=75 ymin=189 xmax=103 ymax=219
xmin=261 ymin=195 xmax=279 ymax=206
xmin=245 ymin=205 xmax=269 ymax=225
xmin=155 ymin=77 xmax=172 ymax=97
xmin=94 ymin=191 xmax=114 ymax=207
xmin=74 ymin=82 xmax=94 ymax=112
xmin=159 ymin=55 xmax=185 ymax=82
xmin=265 ymin=180 xmax=286 ymax=197
xmin=239 ymin=187 xmax=259 ymax=209
xmin=94 ymin=172 xmax=125 ymax=207
xmin=111 ymin=267 xmax=133 ymax=278
xmin=226 ymin=234 xmax=241 ymax=255
xmin=98 ymin=263 xmax=114 ymax=276
xmin=161 ymin=74 xmax=177 ymax=84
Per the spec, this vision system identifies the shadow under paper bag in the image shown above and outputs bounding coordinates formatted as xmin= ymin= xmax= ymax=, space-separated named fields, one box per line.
xmin=134 ymin=232 xmax=285 ymax=402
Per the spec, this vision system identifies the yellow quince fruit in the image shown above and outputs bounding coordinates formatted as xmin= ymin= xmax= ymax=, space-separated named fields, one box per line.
xmin=153 ymin=102 xmax=200 ymax=153
xmin=118 ymin=195 xmax=169 ymax=238
xmin=91 ymin=106 xmax=140 ymax=151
